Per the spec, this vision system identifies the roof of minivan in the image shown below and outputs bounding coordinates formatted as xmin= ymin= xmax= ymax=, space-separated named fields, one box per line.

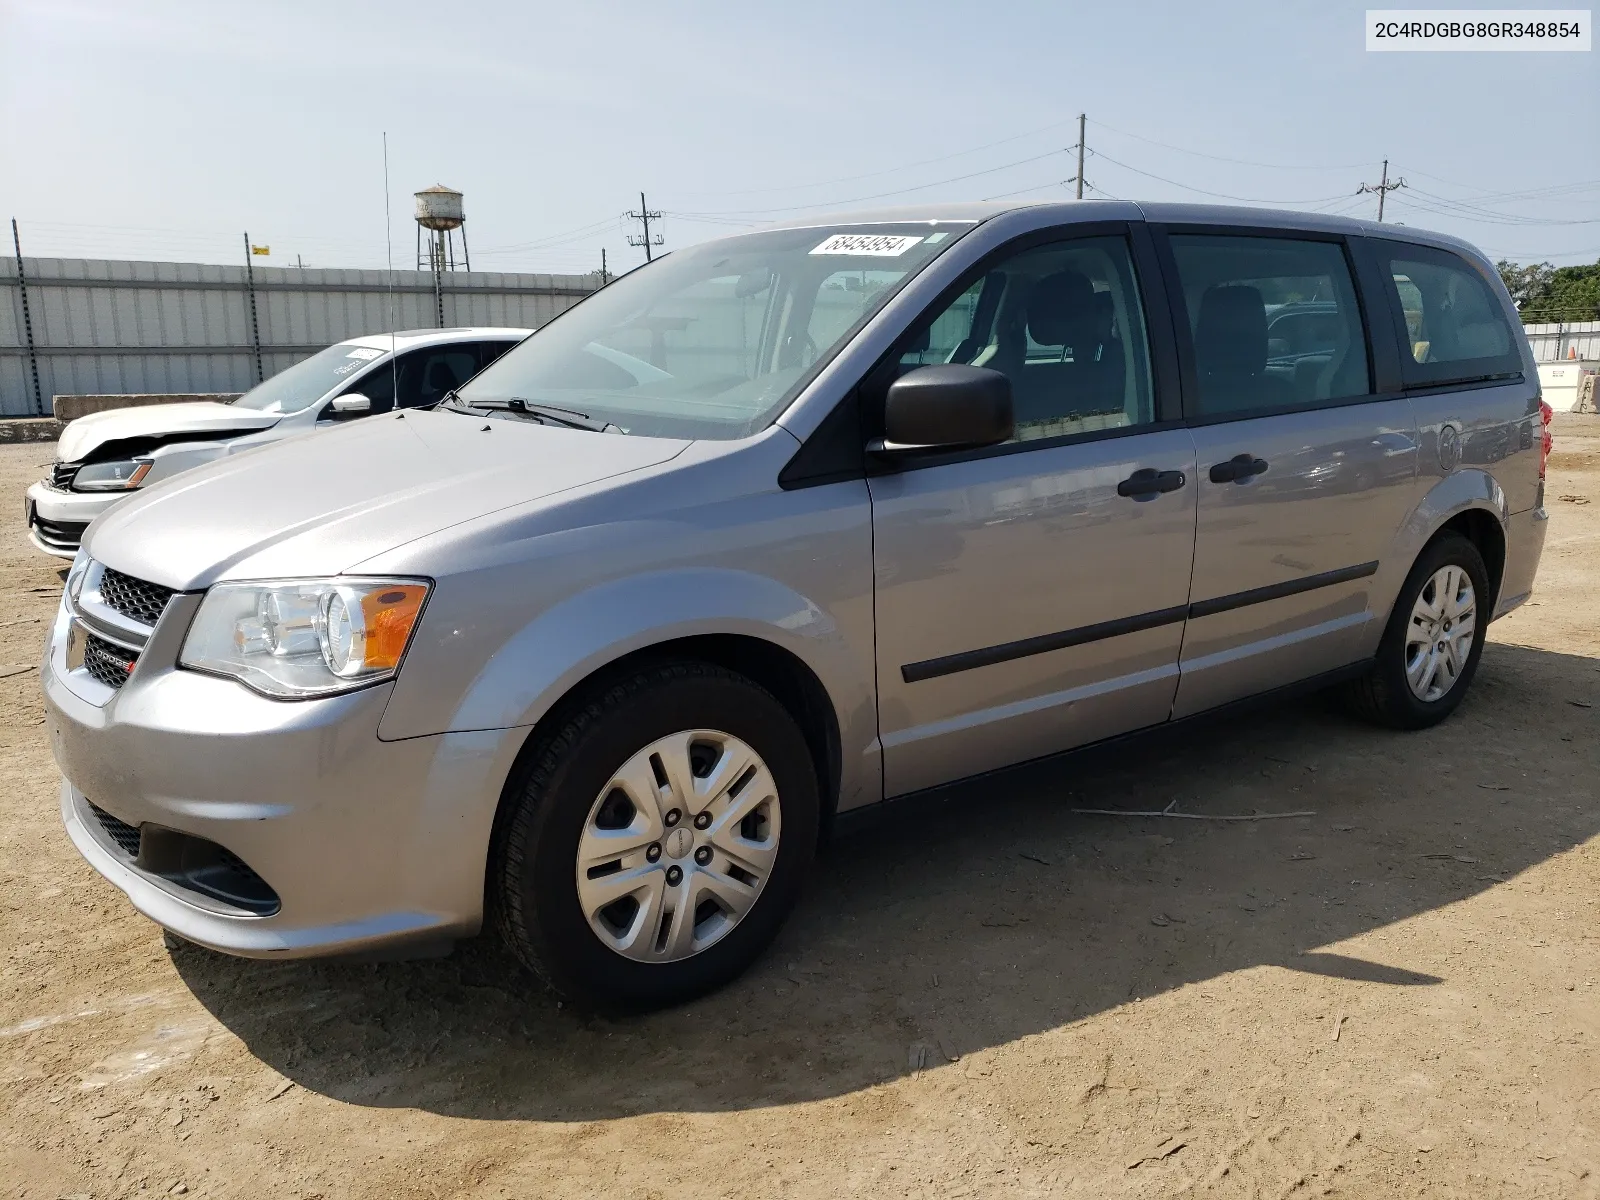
xmin=341 ymin=327 xmax=531 ymax=352
xmin=755 ymin=200 xmax=1491 ymax=261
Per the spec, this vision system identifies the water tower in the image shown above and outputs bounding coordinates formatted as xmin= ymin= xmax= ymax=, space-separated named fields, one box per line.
xmin=415 ymin=184 xmax=469 ymax=328
xmin=415 ymin=184 xmax=470 ymax=274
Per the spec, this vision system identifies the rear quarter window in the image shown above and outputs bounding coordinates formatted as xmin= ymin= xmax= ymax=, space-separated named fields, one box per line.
xmin=1380 ymin=244 xmax=1523 ymax=388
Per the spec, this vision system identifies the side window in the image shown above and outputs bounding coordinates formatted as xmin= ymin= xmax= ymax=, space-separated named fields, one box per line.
xmin=898 ymin=236 xmax=1156 ymax=443
xmin=809 ymin=269 xmax=901 ymax=356
xmin=476 ymin=339 xmax=517 ymax=370
xmin=335 ymin=358 xmax=396 ymax=417
xmin=397 ymin=347 xmax=480 ymax=409
xmin=1168 ymin=234 xmax=1370 ymax=417
xmin=1381 ymin=245 xmax=1521 ymax=387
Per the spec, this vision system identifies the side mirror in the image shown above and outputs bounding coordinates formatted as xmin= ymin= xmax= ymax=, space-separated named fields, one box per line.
xmin=877 ymin=364 xmax=1013 ymax=453
xmin=329 ymin=393 xmax=372 ymax=419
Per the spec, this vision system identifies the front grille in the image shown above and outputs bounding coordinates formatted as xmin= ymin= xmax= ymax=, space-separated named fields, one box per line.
xmin=98 ymin=568 xmax=175 ymax=627
xmin=83 ymin=632 xmax=138 ymax=689
xmin=52 ymin=461 xmax=81 ymax=489
xmin=88 ymin=802 xmax=142 ymax=857
xmin=31 ymin=516 xmax=88 ymax=553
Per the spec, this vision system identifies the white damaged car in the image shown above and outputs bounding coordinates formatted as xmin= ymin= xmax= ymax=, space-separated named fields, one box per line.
xmin=26 ymin=327 xmax=528 ymax=557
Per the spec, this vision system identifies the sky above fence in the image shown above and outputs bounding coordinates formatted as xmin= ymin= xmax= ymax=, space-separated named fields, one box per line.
xmin=6 ymin=0 xmax=1598 ymax=276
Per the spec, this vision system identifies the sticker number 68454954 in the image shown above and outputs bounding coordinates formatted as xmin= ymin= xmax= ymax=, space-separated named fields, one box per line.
xmin=810 ymin=233 xmax=925 ymax=257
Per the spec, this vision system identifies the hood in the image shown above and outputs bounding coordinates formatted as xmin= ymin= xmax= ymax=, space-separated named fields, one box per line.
xmin=58 ymin=402 xmax=281 ymax=463
xmin=86 ymin=409 xmax=689 ymax=589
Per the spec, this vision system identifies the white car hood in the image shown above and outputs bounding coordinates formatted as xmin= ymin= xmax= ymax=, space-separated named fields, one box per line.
xmin=57 ymin=402 xmax=281 ymax=463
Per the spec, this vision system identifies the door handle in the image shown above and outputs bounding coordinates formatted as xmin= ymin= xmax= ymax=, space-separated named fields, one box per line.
xmin=1117 ymin=468 xmax=1187 ymax=499
xmin=1208 ymin=453 xmax=1269 ymax=484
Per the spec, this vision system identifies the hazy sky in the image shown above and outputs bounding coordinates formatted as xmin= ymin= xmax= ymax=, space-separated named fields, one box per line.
xmin=5 ymin=0 xmax=1597 ymax=276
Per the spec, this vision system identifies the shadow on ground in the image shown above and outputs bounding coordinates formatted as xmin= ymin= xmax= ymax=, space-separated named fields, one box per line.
xmin=174 ymin=640 xmax=1600 ymax=1121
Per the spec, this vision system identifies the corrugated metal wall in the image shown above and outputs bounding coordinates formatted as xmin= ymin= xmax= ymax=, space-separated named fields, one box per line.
xmin=1524 ymin=320 xmax=1600 ymax=364
xmin=0 ymin=257 xmax=602 ymax=416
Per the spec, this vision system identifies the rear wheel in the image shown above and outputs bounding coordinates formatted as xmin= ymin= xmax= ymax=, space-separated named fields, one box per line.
xmin=1346 ymin=533 xmax=1489 ymax=730
xmin=493 ymin=661 xmax=819 ymax=1011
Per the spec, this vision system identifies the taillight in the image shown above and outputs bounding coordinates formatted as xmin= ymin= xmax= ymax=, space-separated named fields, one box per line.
xmin=1539 ymin=398 xmax=1553 ymax=480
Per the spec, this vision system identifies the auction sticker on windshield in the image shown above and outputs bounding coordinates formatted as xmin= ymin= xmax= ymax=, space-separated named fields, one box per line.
xmin=346 ymin=347 xmax=384 ymax=360
xmin=811 ymin=233 xmax=925 ymax=256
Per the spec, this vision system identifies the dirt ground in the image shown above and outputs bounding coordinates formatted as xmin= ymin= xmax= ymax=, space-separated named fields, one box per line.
xmin=2 ymin=419 xmax=1597 ymax=1200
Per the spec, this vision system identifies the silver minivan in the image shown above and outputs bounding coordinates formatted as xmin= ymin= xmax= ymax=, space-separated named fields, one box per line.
xmin=43 ymin=202 xmax=1551 ymax=1010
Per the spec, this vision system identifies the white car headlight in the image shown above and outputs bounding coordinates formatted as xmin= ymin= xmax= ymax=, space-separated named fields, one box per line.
xmin=179 ymin=578 xmax=430 ymax=699
xmin=72 ymin=459 xmax=152 ymax=492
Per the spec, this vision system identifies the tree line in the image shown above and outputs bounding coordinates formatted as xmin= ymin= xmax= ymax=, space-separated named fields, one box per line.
xmin=1497 ymin=258 xmax=1600 ymax=324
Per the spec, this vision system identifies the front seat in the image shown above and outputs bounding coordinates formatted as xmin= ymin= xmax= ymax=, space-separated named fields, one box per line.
xmin=418 ymin=357 xmax=467 ymax=407
xmin=1192 ymin=285 xmax=1296 ymax=413
xmin=1013 ymin=270 xmax=1109 ymax=424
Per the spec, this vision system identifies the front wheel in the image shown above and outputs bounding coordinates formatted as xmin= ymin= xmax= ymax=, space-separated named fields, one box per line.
xmin=1346 ymin=532 xmax=1490 ymax=730
xmin=493 ymin=662 xmax=820 ymax=1012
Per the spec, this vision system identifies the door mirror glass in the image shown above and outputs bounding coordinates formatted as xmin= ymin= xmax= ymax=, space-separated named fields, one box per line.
xmin=881 ymin=364 xmax=1013 ymax=451
xmin=329 ymin=393 xmax=372 ymax=418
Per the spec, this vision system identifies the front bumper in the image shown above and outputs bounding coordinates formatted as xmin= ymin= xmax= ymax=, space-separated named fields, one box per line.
xmin=44 ymin=586 xmax=525 ymax=958
xmin=25 ymin=479 xmax=122 ymax=558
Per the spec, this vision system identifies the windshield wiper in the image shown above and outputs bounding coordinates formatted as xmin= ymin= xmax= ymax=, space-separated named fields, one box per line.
xmin=503 ymin=398 xmax=609 ymax=431
xmin=442 ymin=393 xmax=614 ymax=432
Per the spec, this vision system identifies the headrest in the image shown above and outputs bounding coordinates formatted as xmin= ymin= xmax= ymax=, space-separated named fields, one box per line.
xmin=1194 ymin=285 xmax=1268 ymax=377
xmin=1026 ymin=270 xmax=1097 ymax=348
xmin=425 ymin=358 xmax=463 ymax=389
xmin=1091 ymin=289 xmax=1115 ymax=338
xmin=1446 ymin=276 xmax=1495 ymax=322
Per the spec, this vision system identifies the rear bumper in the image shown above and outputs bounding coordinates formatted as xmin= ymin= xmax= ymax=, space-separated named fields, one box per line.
xmin=25 ymin=480 xmax=121 ymax=558
xmin=1493 ymin=505 xmax=1549 ymax=619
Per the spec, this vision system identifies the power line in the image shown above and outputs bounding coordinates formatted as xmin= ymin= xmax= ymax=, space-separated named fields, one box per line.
xmin=1395 ymin=186 xmax=1600 ymax=226
xmin=670 ymin=148 xmax=1069 ymax=218
xmin=1479 ymin=244 xmax=1600 ymax=261
xmin=1087 ymin=118 xmax=1375 ymax=171
xmin=1396 ymin=166 xmax=1600 ymax=202
xmin=1085 ymin=150 xmax=1351 ymax=205
xmin=669 ymin=116 xmax=1084 ymax=198
xmin=661 ymin=211 xmax=759 ymax=228
xmin=980 ymin=179 xmax=1073 ymax=201
xmin=478 ymin=216 xmax=623 ymax=253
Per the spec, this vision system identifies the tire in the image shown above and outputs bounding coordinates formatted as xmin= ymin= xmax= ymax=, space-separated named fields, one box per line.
xmin=1346 ymin=532 xmax=1490 ymax=730
xmin=493 ymin=661 xmax=820 ymax=1012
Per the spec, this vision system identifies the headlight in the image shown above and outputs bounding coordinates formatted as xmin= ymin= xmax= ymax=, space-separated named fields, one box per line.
xmin=179 ymin=578 xmax=430 ymax=699
xmin=73 ymin=459 xmax=152 ymax=492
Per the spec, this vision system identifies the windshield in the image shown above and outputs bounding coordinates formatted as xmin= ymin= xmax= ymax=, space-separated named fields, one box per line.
xmin=453 ymin=222 xmax=973 ymax=438
xmin=231 ymin=342 xmax=389 ymax=414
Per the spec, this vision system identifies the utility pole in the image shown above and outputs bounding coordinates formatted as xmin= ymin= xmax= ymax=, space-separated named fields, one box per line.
xmin=1075 ymin=113 xmax=1086 ymax=200
xmin=600 ymin=248 xmax=610 ymax=285
xmin=11 ymin=218 xmax=43 ymax=415
xmin=626 ymin=192 xmax=664 ymax=262
xmin=242 ymin=232 xmax=264 ymax=383
xmin=1357 ymin=159 xmax=1407 ymax=222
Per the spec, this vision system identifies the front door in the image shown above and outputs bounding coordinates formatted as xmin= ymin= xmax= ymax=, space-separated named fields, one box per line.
xmin=1158 ymin=230 xmax=1419 ymax=717
xmin=869 ymin=228 xmax=1197 ymax=797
